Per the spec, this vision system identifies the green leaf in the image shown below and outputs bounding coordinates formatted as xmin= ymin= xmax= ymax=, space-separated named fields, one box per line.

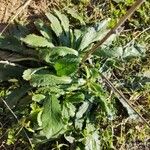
xmin=22 ymin=69 xmax=33 ymax=81
xmin=40 ymin=95 xmax=64 ymax=139
xmin=98 ymin=95 xmax=114 ymax=119
xmin=73 ymin=29 xmax=83 ymax=49
xmin=92 ymin=19 xmax=111 ymax=42
xmin=36 ymin=86 xmax=65 ymax=96
xmin=10 ymin=23 xmax=30 ymax=39
xmin=38 ymin=47 xmax=78 ymax=63
xmin=45 ymin=12 xmax=63 ymax=37
xmin=62 ymin=102 xmax=76 ymax=120
xmin=76 ymin=101 xmax=89 ymax=119
xmin=66 ymin=8 xmax=85 ymax=25
xmin=0 ymin=36 xmax=27 ymax=53
xmin=23 ymin=68 xmax=72 ymax=87
xmin=64 ymin=134 xmax=75 ymax=144
xmin=22 ymin=34 xmax=54 ymax=48
xmin=66 ymin=92 xmax=85 ymax=103
xmin=95 ymin=47 xmax=123 ymax=58
xmin=122 ymin=43 xmax=145 ymax=58
xmin=78 ymin=19 xmax=113 ymax=51
xmin=23 ymin=67 xmax=47 ymax=81
xmin=83 ymin=124 xmax=100 ymax=150
xmin=0 ymin=63 xmax=24 ymax=81
xmin=54 ymin=57 xmax=79 ymax=76
xmin=5 ymin=85 xmax=32 ymax=108
xmin=53 ymin=10 xmax=70 ymax=46
xmin=30 ymin=74 xmax=72 ymax=87
xmin=54 ymin=10 xmax=69 ymax=34
xmin=89 ymin=82 xmax=104 ymax=94
xmin=78 ymin=28 xmax=96 ymax=51
xmin=50 ymin=46 xmax=78 ymax=57
xmin=95 ymin=42 xmax=145 ymax=59
xmin=37 ymin=111 xmax=43 ymax=127
xmin=89 ymin=82 xmax=114 ymax=118
xmin=34 ymin=19 xmax=53 ymax=41
xmin=32 ymin=94 xmax=46 ymax=102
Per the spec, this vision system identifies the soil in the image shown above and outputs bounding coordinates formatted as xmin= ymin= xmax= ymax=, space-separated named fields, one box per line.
xmin=0 ymin=0 xmax=60 ymax=33
xmin=0 ymin=0 xmax=20 ymax=31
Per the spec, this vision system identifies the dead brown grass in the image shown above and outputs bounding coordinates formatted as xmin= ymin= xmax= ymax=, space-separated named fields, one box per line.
xmin=0 ymin=0 xmax=61 ymax=33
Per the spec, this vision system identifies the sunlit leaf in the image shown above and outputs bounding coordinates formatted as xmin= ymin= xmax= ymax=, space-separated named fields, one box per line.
xmin=76 ymin=101 xmax=89 ymax=119
xmin=66 ymin=8 xmax=85 ymax=25
xmin=79 ymin=27 xmax=96 ymax=51
xmin=34 ymin=19 xmax=53 ymax=41
xmin=54 ymin=57 xmax=79 ymax=76
xmin=122 ymin=42 xmax=145 ymax=58
xmin=66 ymin=92 xmax=85 ymax=103
xmin=62 ymin=102 xmax=76 ymax=120
xmin=54 ymin=10 xmax=69 ymax=33
xmin=22 ymin=34 xmax=54 ymax=48
xmin=83 ymin=124 xmax=100 ymax=150
xmin=32 ymin=94 xmax=46 ymax=102
xmin=40 ymin=95 xmax=64 ymax=139
xmin=30 ymin=74 xmax=72 ymax=87
xmin=45 ymin=12 xmax=63 ymax=37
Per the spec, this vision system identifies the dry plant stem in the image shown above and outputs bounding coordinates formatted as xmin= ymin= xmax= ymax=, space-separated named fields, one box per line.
xmin=1 ymin=98 xmax=34 ymax=150
xmin=100 ymin=74 xmax=150 ymax=128
xmin=0 ymin=0 xmax=32 ymax=36
xmin=81 ymin=0 xmax=145 ymax=62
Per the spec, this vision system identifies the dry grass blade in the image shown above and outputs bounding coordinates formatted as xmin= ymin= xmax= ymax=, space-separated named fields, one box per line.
xmin=0 ymin=0 xmax=32 ymax=36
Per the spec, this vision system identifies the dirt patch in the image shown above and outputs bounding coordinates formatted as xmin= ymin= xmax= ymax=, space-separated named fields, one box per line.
xmin=0 ymin=0 xmax=60 ymax=33
xmin=0 ymin=0 xmax=19 ymax=31
xmin=0 ymin=0 xmax=21 ymax=22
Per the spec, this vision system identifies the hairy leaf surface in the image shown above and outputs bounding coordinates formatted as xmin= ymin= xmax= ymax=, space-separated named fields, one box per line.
xmin=46 ymin=12 xmax=63 ymax=37
xmin=54 ymin=10 xmax=69 ymax=34
xmin=30 ymin=74 xmax=72 ymax=87
xmin=22 ymin=34 xmax=54 ymax=48
xmin=84 ymin=124 xmax=100 ymax=150
xmin=54 ymin=57 xmax=79 ymax=76
xmin=40 ymin=95 xmax=64 ymax=139
xmin=34 ymin=19 xmax=53 ymax=41
xmin=38 ymin=47 xmax=78 ymax=63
